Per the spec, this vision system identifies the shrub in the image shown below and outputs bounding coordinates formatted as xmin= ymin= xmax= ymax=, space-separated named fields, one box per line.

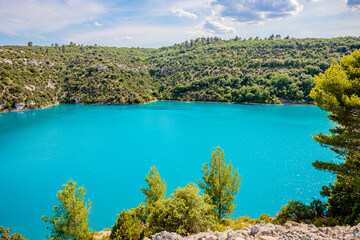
xmin=0 ymin=226 xmax=26 ymax=240
xmin=110 ymin=207 xmax=144 ymax=240
xmin=147 ymin=183 xmax=215 ymax=235
xmin=275 ymin=200 xmax=312 ymax=224
xmin=275 ymin=199 xmax=328 ymax=225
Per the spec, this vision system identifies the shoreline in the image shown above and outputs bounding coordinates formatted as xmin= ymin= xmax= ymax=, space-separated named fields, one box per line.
xmin=0 ymin=100 xmax=315 ymax=114
xmin=0 ymin=102 xmax=60 ymax=114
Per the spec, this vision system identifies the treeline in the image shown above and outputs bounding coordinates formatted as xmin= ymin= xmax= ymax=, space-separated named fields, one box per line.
xmin=1 ymin=36 xmax=360 ymax=111
xmin=151 ymin=36 xmax=360 ymax=103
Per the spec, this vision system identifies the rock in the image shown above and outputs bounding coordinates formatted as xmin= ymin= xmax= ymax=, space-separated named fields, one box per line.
xmin=251 ymin=225 xmax=260 ymax=236
xmin=15 ymin=102 xmax=25 ymax=110
xmin=256 ymin=223 xmax=276 ymax=237
xmin=71 ymin=97 xmax=82 ymax=103
xmin=47 ymin=82 xmax=56 ymax=89
xmin=258 ymin=236 xmax=276 ymax=240
xmin=0 ymin=58 xmax=13 ymax=64
xmin=94 ymin=229 xmax=111 ymax=240
xmin=353 ymin=223 xmax=360 ymax=234
xmin=152 ymin=231 xmax=184 ymax=240
xmin=226 ymin=236 xmax=245 ymax=240
xmin=284 ymin=221 xmax=300 ymax=229
xmin=196 ymin=232 xmax=217 ymax=240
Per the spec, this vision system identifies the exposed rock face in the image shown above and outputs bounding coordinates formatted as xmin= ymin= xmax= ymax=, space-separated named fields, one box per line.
xmin=153 ymin=231 xmax=184 ymax=240
xmin=15 ymin=102 xmax=25 ymax=110
xmin=149 ymin=222 xmax=360 ymax=240
xmin=94 ymin=229 xmax=111 ymax=239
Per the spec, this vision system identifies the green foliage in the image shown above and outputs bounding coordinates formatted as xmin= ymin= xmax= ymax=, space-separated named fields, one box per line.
xmin=42 ymin=179 xmax=93 ymax=240
xmin=311 ymin=49 xmax=360 ymax=157
xmin=141 ymin=166 xmax=167 ymax=208
xmin=211 ymin=215 xmax=275 ymax=232
xmin=274 ymin=200 xmax=335 ymax=226
xmin=1 ymin=37 xmax=360 ymax=111
xmin=147 ymin=183 xmax=216 ymax=235
xmin=198 ymin=146 xmax=241 ymax=219
xmin=310 ymin=49 xmax=360 ymax=225
xmin=110 ymin=207 xmax=144 ymax=240
xmin=0 ymin=226 xmax=27 ymax=240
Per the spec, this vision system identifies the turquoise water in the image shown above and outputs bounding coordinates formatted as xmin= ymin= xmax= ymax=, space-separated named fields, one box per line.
xmin=0 ymin=102 xmax=336 ymax=239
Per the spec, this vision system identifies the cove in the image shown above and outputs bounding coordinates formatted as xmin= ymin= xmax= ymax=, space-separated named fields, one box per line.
xmin=0 ymin=101 xmax=336 ymax=239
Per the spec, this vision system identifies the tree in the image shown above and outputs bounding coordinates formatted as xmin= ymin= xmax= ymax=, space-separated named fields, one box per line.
xmin=42 ymin=179 xmax=93 ymax=240
xmin=0 ymin=226 xmax=26 ymax=240
xmin=310 ymin=49 xmax=360 ymax=224
xmin=110 ymin=207 xmax=144 ymax=240
xmin=27 ymin=42 xmax=32 ymax=46
xmin=147 ymin=183 xmax=215 ymax=235
xmin=141 ymin=166 xmax=166 ymax=208
xmin=310 ymin=49 xmax=360 ymax=158
xmin=198 ymin=147 xmax=241 ymax=219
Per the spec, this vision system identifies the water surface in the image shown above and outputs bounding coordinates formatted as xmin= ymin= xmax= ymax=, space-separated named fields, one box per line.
xmin=0 ymin=102 xmax=336 ymax=239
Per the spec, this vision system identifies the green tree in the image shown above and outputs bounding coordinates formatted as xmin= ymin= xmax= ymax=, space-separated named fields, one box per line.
xmin=141 ymin=166 xmax=166 ymax=208
xmin=310 ymin=49 xmax=360 ymax=157
xmin=198 ymin=147 xmax=241 ymax=219
xmin=110 ymin=208 xmax=144 ymax=240
xmin=147 ymin=183 xmax=215 ymax=235
xmin=42 ymin=179 xmax=93 ymax=240
xmin=0 ymin=226 xmax=26 ymax=240
xmin=27 ymin=42 xmax=32 ymax=46
xmin=310 ymin=49 xmax=360 ymax=224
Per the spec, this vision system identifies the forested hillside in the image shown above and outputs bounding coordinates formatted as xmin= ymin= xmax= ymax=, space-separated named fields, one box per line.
xmin=1 ymin=36 xmax=360 ymax=111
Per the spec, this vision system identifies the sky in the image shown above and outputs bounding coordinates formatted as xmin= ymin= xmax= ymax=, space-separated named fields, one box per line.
xmin=0 ymin=0 xmax=359 ymax=48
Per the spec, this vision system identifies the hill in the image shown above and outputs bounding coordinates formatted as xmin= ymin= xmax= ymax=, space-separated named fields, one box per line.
xmin=1 ymin=36 xmax=360 ymax=111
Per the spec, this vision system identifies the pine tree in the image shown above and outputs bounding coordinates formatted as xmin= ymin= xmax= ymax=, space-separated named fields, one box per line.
xmin=310 ymin=49 xmax=360 ymax=158
xmin=109 ymin=209 xmax=143 ymax=240
xmin=141 ymin=166 xmax=166 ymax=208
xmin=310 ymin=49 xmax=360 ymax=224
xmin=198 ymin=147 xmax=241 ymax=219
xmin=0 ymin=226 xmax=26 ymax=240
xmin=42 ymin=179 xmax=93 ymax=239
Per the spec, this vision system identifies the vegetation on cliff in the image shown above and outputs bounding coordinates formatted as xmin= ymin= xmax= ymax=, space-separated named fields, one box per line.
xmin=1 ymin=36 xmax=360 ymax=111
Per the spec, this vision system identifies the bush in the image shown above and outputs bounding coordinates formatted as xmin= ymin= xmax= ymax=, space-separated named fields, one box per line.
xmin=0 ymin=226 xmax=26 ymax=240
xmin=275 ymin=199 xmax=328 ymax=225
xmin=275 ymin=200 xmax=312 ymax=224
xmin=110 ymin=207 xmax=144 ymax=240
xmin=231 ymin=216 xmax=261 ymax=230
xmin=147 ymin=183 xmax=216 ymax=235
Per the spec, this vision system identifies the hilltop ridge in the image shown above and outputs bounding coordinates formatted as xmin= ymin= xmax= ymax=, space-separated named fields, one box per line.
xmin=1 ymin=36 xmax=360 ymax=112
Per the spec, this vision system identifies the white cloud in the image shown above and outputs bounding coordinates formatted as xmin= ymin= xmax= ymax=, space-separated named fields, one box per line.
xmin=0 ymin=0 xmax=107 ymax=35
xmin=203 ymin=19 xmax=235 ymax=33
xmin=210 ymin=0 xmax=303 ymax=24
xmin=171 ymin=8 xmax=198 ymax=19
xmin=94 ymin=21 xmax=103 ymax=27
xmin=345 ymin=0 xmax=360 ymax=12
xmin=123 ymin=36 xmax=133 ymax=40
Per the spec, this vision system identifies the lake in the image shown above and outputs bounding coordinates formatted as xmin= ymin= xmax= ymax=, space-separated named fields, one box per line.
xmin=0 ymin=101 xmax=336 ymax=239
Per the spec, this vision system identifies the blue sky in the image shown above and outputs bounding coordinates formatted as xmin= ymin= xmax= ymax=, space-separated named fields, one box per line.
xmin=0 ymin=0 xmax=359 ymax=48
